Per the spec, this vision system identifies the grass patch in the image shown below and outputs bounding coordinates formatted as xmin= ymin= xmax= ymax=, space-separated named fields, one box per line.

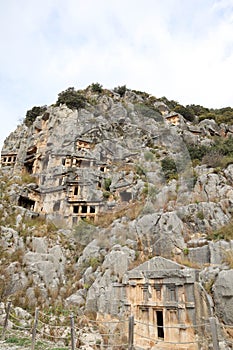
xmin=5 ymin=336 xmax=69 ymax=350
xmin=6 ymin=336 xmax=31 ymax=346
xmin=203 ymin=278 xmax=215 ymax=295
xmin=207 ymin=220 xmax=233 ymax=241
xmin=176 ymin=257 xmax=201 ymax=269
xmin=223 ymin=250 xmax=233 ymax=268
xmin=96 ymin=201 xmax=144 ymax=227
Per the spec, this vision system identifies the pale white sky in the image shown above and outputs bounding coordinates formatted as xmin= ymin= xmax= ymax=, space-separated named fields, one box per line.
xmin=1 ymin=0 xmax=233 ymax=150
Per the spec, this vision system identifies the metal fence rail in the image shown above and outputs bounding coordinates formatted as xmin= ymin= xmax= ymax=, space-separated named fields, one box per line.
xmin=1 ymin=302 xmax=231 ymax=350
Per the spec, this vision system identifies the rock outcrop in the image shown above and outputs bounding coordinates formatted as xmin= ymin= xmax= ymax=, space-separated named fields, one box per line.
xmin=1 ymin=86 xmax=233 ymax=348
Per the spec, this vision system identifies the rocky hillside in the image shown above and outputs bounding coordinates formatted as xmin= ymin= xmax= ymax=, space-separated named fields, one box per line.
xmin=0 ymin=84 xmax=233 ymax=349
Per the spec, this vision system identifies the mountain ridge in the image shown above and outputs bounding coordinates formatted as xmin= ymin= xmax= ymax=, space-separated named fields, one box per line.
xmin=0 ymin=85 xmax=233 ymax=349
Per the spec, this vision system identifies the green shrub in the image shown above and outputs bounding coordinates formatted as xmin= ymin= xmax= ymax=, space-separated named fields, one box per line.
xmin=186 ymin=104 xmax=209 ymax=116
xmin=24 ymin=106 xmax=47 ymax=126
xmin=196 ymin=211 xmax=204 ymax=220
xmin=135 ymin=164 xmax=146 ymax=177
xmin=88 ymin=257 xmax=102 ymax=271
xmin=131 ymin=89 xmax=150 ymax=99
xmin=113 ymin=85 xmax=127 ymax=97
xmin=187 ymin=138 xmax=233 ymax=168
xmin=103 ymin=191 xmax=111 ymax=199
xmin=148 ymin=185 xmax=158 ymax=202
xmin=198 ymin=106 xmax=233 ymax=125
xmin=157 ymin=97 xmax=179 ymax=110
xmin=104 ymin=178 xmax=112 ymax=191
xmin=213 ymin=137 xmax=233 ymax=157
xmin=90 ymin=82 xmax=103 ymax=93
xmin=161 ymin=157 xmax=178 ymax=180
xmin=187 ymin=144 xmax=209 ymax=162
xmin=144 ymin=151 xmax=154 ymax=161
xmin=142 ymin=183 xmax=148 ymax=196
xmin=174 ymin=105 xmax=195 ymax=122
xmin=56 ymin=87 xmax=86 ymax=110
xmin=183 ymin=247 xmax=189 ymax=256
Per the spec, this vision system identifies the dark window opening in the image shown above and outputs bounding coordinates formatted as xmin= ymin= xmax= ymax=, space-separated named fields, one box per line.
xmin=53 ymin=201 xmax=60 ymax=211
xmin=73 ymin=206 xmax=79 ymax=213
xmin=18 ymin=196 xmax=35 ymax=211
xmin=8 ymin=157 xmax=12 ymax=162
xmin=80 ymin=160 xmax=90 ymax=168
xmin=100 ymin=152 xmax=105 ymax=161
xmin=62 ymin=158 xmax=65 ymax=165
xmin=25 ymin=147 xmax=37 ymax=165
xmin=100 ymin=166 xmax=105 ymax=172
xmin=42 ymin=112 xmax=50 ymax=121
xmin=65 ymin=158 xmax=71 ymax=166
xmin=97 ymin=181 xmax=102 ymax=188
xmin=27 ymin=146 xmax=37 ymax=155
xmin=3 ymin=157 xmax=7 ymax=162
xmin=42 ymin=155 xmax=49 ymax=170
xmin=25 ymin=162 xmax=33 ymax=174
xmin=120 ymin=191 xmax=132 ymax=202
xmin=156 ymin=311 xmax=164 ymax=339
xmin=81 ymin=205 xmax=87 ymax=213
xmin=41 ymin=175 xmax=45 ymax=185
xmin=74 ymin=186 xmax=79 ymax=195
xmin=90 ymin=206 xmax=95 ymax=214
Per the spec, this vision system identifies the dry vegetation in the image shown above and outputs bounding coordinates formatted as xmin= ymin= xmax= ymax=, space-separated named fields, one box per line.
xmin=207 ymin=220 xmax=233 ymax=241
xmin=223 ymin=250 xmax=233 ymax=268
xmin=96 ymin=201 xmax=145 ymax=228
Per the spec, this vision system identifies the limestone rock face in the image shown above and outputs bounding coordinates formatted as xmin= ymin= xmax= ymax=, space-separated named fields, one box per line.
xmin=1 ymin=87 xmax=233 ymax=346
xmin=213 ymin=270 xmax=233 ymax=324
xmin=85 ymin=245 xmax=135 ymax=314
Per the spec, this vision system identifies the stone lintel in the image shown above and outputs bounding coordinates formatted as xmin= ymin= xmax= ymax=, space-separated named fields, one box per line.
xmin=1 ymin=151 xmax=17 ymax=156
xmin=39 ymin=186 xmax=65 ymax=194
xmin=126 ymin=269 xmax=197 ymax=283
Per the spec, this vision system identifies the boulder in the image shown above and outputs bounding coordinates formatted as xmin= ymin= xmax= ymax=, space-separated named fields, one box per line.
xmin=213 ymin=270 xmax=233 ymax=324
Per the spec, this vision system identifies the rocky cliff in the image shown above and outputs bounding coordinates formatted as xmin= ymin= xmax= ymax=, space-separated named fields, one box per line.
xmin=0 ymin=85 xmax=233 ymax=349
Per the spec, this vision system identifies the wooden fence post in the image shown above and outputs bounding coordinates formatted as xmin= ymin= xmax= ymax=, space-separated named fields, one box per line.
xmin=128 ymin=315 xmax=134 ymax=350
xmin=70 ymin=312 xmax=75 ymax=350
xmin=31 ymin=308 xmax=39 ymax=350
xmin=1 ymin=301 xmax=11 ymax=340
xmin=209 ymin=317 xmax=220 ymax=350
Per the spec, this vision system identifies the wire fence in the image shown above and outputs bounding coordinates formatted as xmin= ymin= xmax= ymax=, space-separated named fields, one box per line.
xmin=1 ymin=302 xmax=232 ymax=350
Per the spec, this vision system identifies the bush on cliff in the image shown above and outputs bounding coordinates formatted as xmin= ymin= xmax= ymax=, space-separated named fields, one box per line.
xmin=56 ymin=87 xmax=86 ymax=110
xmin=24 ymin=106 xmax=47 ymax=126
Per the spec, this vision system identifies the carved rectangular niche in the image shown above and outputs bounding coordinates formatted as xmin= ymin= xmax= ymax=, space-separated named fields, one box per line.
xmin=72 ymin=204 xmax=99 ymax=224
xmin=1 ymin=154 xmax=17 ymax=166
xmin=65 ymin=156 xmax=94 ymax=168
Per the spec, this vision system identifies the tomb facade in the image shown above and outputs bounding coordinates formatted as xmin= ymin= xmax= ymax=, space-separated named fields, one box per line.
xmin=113 ymin=257 xmax=212 ymax=349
